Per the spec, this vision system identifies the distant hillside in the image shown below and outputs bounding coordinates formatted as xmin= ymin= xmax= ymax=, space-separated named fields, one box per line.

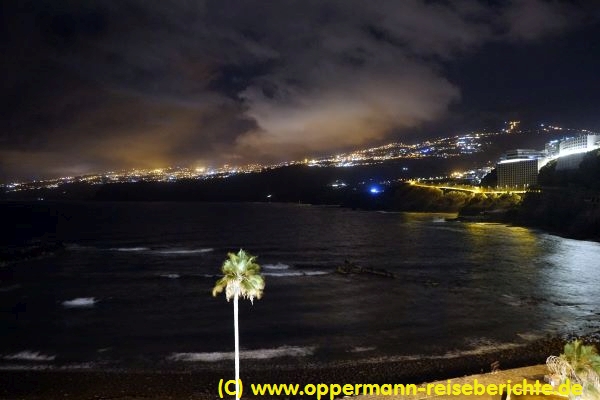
xmin=2 ymin=158 xmax=465 ymax=202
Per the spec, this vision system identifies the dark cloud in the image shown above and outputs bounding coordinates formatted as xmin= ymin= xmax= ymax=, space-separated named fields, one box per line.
xmin=502 ymin=0 xmax=575 ymax=41
xmin=1 ymin=0 xmax=598 ymax=181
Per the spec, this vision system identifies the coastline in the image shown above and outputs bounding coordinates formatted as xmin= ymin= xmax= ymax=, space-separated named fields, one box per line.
xmin=453 ymin=208 xmax=600 ymax=244
xmin=0 ymin=335 xmax=587 ymax=399
xmin=0 ymin=240 xmax=65 ymax=267
xmin=0 ymin=202 xmax=598 ymax=399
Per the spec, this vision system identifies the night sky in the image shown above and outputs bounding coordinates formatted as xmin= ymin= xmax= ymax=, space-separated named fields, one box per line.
xmin=2 ymin=0 xmax=600 ymax=182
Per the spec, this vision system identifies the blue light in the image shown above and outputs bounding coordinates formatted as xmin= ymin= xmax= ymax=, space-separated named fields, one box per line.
xmin=369 ymin=186 xmax=382 ymax=194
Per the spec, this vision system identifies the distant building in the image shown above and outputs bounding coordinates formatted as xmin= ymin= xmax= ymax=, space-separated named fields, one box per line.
xmin=558 ymin=134 xmax=600 ymax=155
xmin=496 ymin=149 xmax=546 ymax=189
xmin=545 ymin=140 xmax=560 ymax=158
xmin=555 ymin=134 xmax=600 ymax=171
xmin=494 ymin=134 xmax=600 ymax=189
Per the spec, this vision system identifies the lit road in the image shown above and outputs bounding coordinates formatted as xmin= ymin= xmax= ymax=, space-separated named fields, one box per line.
xmin=407 ymin=181 xmax=527 ymax=194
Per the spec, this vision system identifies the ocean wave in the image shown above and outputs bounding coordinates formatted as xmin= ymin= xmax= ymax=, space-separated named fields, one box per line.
xmin=67 ymin=244 xmax=214 ymax=256
xmin=0 ymin=284 xmax=21 ymax=292
xmin=155 ymin=248 xmax=213 ymax=255
xmin=263 ymin=263 xmax=290 ymax=270
xmin=439 ymin=342 xmax=523 ymax=359
xmin=3 ymin=351 xmax=56 ymax=361
xmin=516 ymin=332 xmax=546 ymax=341
xmin=0 ymin=362 xmax=95 ymax=371
xmin=65 ymin=243 xmax=96 ymax=251
xmin=110 ymin=247 xmax=149 ymax=252
xmin=500 ymin=294 xmax=522 ymax=307
xmin=168 ymin=346 xmax=315 ymax=362
xmin=160 ymin=273 xmax=180 ymax=279
xmin=62 ymin=297 xmax=97 ymax=308
xmin=0 ymin=364 xmax=53 ymax=371
xmin=263 ymin=270 xmax=329 ymax=277
xmin=348 ymin=346 xmax=376 ymax=353
xmin=57 ymin=363 xmax=95 ymax=370
xmin=261 ymin=263 xmax=329 ymax=276
xmin=339 ymin=341 xmax=526 ymax=366
xmin=500 ymin=293 xmax=546 ymax=308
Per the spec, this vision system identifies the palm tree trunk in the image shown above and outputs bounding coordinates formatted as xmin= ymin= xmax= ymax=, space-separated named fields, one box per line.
xmin=234 ymin=293 xmax=240 ymax=398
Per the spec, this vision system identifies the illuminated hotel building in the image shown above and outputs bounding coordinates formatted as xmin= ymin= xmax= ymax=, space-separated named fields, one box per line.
xmin=496 ymin=149 xmax=546 ymax=189
xmin=558 ymin=134 xmax=600 ymax=155
xmin=492 ymin=133 xmax=599 ymax=190
xmin=544 ymin=140 xmax=561 ymax=158
xmin=555 ymin=134 xmax=600 ymax=171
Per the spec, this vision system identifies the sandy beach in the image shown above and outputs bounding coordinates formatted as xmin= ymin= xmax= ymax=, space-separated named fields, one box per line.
xmin=0 ymin=335 xmax=577 ymax=399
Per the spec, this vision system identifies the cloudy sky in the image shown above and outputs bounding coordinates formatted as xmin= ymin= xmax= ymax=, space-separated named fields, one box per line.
xmin=2 ymin=0 xmax=600 ymax=181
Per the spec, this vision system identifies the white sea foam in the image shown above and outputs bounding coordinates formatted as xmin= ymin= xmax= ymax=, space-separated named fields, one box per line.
xmin=263 ymin=270 xmax=328 ymax=277
xmin=62 ymin=297 xmax=97 ymax=308
xmin=432 ymin=225 xmax=463 ymax=234
xmin=0 ymin=362 xmax=95 ymax=371
xmin=57 ymin=363 xmax=95 ymax=370
xmin=349 ymin=346 xmax=376 ymax=353
xmin=339 ymin=341 xmax=526 ymax=366
xmin=160 ymin=273 xmax=180 ymax=279
xmin=71 ymin=245 xmax=213 ymax=255
xmin=263 ymin=263 xmax=291 ymax=270
xmin=111 ymin=247 xmax=149 ymax=252
xmin=156 ymin=248 xmax=213 ymax=255
xmin=169 ymin=346 xmax=315 ymax=362
xmin=261 ymin=263 xmax=329 ymax=276
xmin=439 ymin=342 xmax=523 ymax=359
xmin=65 ymin=243 xmax=96 ymax=251
xmin=500 ymin=294 xmax=523 ymax=307
xmin=500 ymin=294 xmax=519 ymax=306
xmin=0 ymin=364 xmax=54 ymax=371
xmin=517 ymin=332 xmax=545 ymax=341
xmin=3 ymin=351 xmax=56 ymax=361
xmin=0 ymin=284 xmax=21 ymax=292
xmin=263 ymin=271 xmax=303 ymax=277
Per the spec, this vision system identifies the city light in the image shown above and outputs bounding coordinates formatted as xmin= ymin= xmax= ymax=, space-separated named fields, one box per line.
xmin=2 ymin=124 xmax=596 ymax=193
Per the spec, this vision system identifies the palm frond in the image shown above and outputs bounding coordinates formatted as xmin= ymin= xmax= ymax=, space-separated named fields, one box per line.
xmin=212 ymin=277 xmax=228 ymax=297
xmin=551 ymin=340 xmax=600 ymax=399
xmin=562 ymin=340 xmax=600 ymax=375
xmin=212 ymin=249 xmax=265 ymax=303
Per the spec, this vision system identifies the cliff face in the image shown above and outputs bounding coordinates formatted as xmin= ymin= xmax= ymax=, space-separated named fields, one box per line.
xmin=514 ymin=149 xmax=600 ymax=240
xmin=516 ymin=188 xmax=600 ymax=240
xmin=538 ymin=149 xmax=600 ymax=190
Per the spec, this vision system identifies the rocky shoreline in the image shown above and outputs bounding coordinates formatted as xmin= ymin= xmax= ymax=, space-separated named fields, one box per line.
xmin=1 ymin=334 xmax=597 ymax=399
xmin=0 ymin=240 xmax=64 ymax=267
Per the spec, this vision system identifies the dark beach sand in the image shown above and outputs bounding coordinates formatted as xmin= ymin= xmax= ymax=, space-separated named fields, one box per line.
xmin=0 ymin=335 xmax=583 ymax=400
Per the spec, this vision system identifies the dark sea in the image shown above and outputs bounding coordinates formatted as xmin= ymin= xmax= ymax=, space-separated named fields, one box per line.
xmin=1 ymin=201 xmax=599 ymax=372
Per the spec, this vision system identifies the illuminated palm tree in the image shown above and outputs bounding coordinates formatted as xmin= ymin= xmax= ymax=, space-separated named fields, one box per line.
xmin=547 ymin=340 xmax=600 ymax=399
xmin=212 ymin=249 xmax=265 ymax=398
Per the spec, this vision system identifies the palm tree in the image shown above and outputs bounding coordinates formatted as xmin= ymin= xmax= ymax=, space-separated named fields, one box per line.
xmin=562 ymin=340 xmax=600 ymax=377
xmin=547 ymin=340 xmax=600 ymax=399
xmin=212 ymin=249 xmax=265 ymax=398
